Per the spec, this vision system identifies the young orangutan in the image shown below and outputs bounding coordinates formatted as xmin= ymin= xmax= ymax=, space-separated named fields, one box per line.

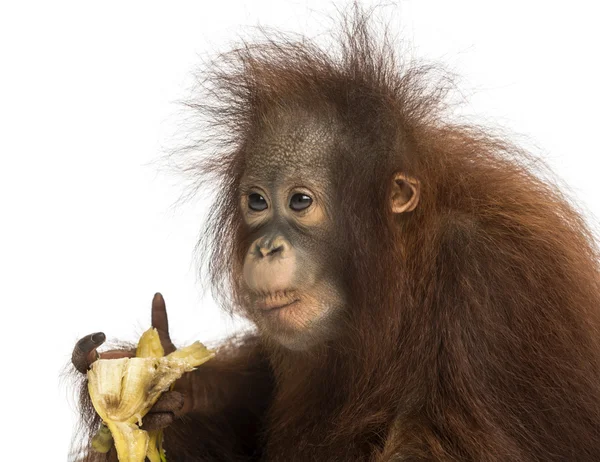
xmin=71 ymin=8 xmax=600 ymax=461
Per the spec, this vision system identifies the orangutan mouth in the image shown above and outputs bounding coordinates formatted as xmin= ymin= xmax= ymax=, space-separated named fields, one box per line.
xmin=256 ymin=293 xmax=300 ymax=311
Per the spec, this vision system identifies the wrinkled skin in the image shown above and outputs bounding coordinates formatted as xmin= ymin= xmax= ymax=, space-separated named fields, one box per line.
xmin=238 ymin=115 xmax=348 ymax=350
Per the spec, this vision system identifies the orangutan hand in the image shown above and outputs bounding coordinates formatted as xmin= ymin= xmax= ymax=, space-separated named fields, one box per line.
xmin=71 ymin=293 xmax=188 ymax=430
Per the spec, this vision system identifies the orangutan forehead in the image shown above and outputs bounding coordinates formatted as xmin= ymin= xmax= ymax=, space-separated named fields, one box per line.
xmin=244 ymin=110 xmax=339 ymax=180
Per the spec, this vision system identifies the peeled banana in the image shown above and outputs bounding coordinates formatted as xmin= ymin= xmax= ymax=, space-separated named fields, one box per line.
xmin=87 ymin=328 xmax=214 ymax=462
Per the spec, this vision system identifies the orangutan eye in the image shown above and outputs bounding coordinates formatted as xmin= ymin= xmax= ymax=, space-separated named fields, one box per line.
xmin=289 ymin=193 xmax=313 ymax=211
xmin=248 ymin=193 xmax=268 ymax=211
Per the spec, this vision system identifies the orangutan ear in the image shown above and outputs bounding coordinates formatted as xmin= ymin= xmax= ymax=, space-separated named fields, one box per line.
xmin=390 ymin=173 xmax=420 ymax=214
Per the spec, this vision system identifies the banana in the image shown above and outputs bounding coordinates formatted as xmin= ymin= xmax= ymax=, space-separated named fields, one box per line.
xmin=87 ymin=328 xmax=214 ymax=462
xmin=90 ymin=423 xmax=113 ymax=454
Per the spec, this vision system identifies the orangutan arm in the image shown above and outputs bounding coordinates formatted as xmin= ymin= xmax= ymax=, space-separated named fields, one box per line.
xmin=162 ymin=335 xmax=275 ymax=460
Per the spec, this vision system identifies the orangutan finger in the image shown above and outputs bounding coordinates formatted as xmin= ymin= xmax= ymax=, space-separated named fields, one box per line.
xmin=100 ymin=349 xmax=136 ymax=360
xmin=149 ymin=391 xmax=185 ymax=416
xmin=140 ymin=412 xmax=175 ymax=431
xmin=72 ymin=332 xmax=106 ymax=374
xmin=151 ymin=292 xmax=176 ymax=354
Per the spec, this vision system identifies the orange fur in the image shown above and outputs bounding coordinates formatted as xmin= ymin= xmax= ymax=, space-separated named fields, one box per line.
xmin=75 ymin=6 xmax=600 ymax=461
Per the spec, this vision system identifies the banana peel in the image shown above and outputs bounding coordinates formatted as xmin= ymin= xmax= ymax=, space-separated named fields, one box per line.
xmin=87 ymin=328 xmax=214 ymax=462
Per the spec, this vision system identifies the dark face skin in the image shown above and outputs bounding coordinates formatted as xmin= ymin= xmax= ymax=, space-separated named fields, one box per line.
xmin=239 ymin=112 xmax=421 ymax=350
xmin=239 ymin=114 xmax=347 ymax=350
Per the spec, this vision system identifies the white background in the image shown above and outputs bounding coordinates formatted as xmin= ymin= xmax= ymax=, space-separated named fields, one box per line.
xmin=1 ymin=1 xmax=599 ymax=459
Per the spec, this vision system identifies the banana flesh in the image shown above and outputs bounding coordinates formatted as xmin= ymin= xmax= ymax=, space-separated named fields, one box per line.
xmin=87 ymin=328 xmax=214 ymax=462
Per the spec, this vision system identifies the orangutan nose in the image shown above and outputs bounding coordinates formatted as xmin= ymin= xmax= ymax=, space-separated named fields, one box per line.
xmin=244 ymin=235 xmax=296 ymax=293
xmin=255 ymin=236 xmax=289 ymax=258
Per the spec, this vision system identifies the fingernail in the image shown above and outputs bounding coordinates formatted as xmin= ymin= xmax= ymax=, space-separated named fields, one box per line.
xmin=91 ymin=332 xmax=106 ymax=344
